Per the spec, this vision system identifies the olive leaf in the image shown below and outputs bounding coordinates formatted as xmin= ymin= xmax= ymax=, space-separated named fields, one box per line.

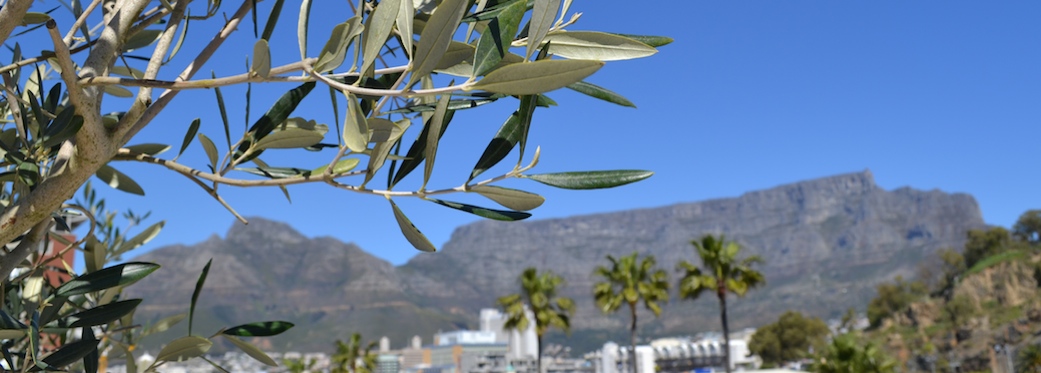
xmin=389 ymin=199 xmax=437 ymax=252
xmin=522 ymin=170 xmax=654 ymax=189
xmin=468 ymin=59 xmax=603 ymax=95
xmin=469 ymin=185 xmax=544 ymax=211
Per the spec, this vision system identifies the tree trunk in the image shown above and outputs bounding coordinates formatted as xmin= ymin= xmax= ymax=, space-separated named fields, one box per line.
xmin=537 ymin=334 xmax=543 ymax=373
xmin=629 ymin=302 xmax=638 ymax=373
xmin=719 ymin=289 xmax=732 ymax=373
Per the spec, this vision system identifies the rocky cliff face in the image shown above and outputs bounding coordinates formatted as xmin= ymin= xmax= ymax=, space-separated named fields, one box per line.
xmin=127 ymin=171 xmax=985 ymax=351
xmin=128 ymin=219 xmax=470 ymax=352
xmin=401 ymin=170 xmax=985 ymax=332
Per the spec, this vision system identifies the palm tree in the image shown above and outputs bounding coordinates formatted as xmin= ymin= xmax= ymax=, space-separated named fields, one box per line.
xmin=331 ymin=333 xmax=378 ymax=373
xmin=810 ymin=333 xmax=896 ymax=373
xmin=497 ymin=267 xmax=575 ymax=373
xmin=592 ymin=252 xmax=670 ymax=373
xmin=678 ymin=235 xmax=765 ymax=373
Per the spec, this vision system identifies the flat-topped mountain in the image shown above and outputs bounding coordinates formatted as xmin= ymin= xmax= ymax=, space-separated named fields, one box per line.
xmin=128 ymin=171 xmax=985 ymax=352
xmin=400 ymin=171 xmax=984 ymax=335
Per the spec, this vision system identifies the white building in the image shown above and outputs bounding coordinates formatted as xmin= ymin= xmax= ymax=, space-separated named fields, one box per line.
xmin=436 ymin=330 xmax=498 ymax=346
xmin=479 ymin=308 xmax=537 ymax=361
xmin=591 ymin=336 xmax=760 ymax=373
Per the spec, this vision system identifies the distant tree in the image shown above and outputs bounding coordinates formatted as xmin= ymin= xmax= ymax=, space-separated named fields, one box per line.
xmin=1017 ymin=344 xmax=1041 ymax=373
xmin=748 ymin=311 xmax=830 ymax=367
xmin=937 ymin=248 xmax=967 ymax=293
xmin=918 ymin=248 xmax=967 ymax=297
xmin=283 ymin=357 xmax=318 ymax=373
xmin=497 ymin=267 xmax=576 ymax=373
xmin=332 ymin=333 xmax=377 ymax=373
xmin=943 ymin=294 xmax=976 ymax=328
xmin=678 ymin=235 xmax=765 ymax=373
xmin=866 ymin=276 xmax=927 ymax=328
xmin=964 ymin=227 xmax=1013 ymax=268
xmin=1014 ymin=210 xmax=1041 ymax=244
xmin=809 ymin=333 xmax=896 ymax=373
xmin=593 ymin=252 xmax=670 ymax=373
xmin=838 ymin=308 xmax=858 ymax=333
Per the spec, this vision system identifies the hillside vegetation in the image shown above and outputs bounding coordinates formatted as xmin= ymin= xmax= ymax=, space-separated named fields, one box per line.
xmin=864 ymin=210 xmax=1041 ymax=372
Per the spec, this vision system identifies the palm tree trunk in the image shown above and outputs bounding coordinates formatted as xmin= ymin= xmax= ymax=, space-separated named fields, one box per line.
xmin=629 ymin=302 xmax=638 ymax=373
xmin=719 ymin=289 xmax=731 ymax=373
xmin=537 ymin=334 xmax=543 ymax=373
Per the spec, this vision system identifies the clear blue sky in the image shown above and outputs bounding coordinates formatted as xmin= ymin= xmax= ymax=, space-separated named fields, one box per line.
xmin=41 ymin=1 xmax=1039 ymax=265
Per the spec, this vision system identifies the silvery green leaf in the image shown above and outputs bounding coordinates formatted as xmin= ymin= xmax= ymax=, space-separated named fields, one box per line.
xmin=342 ymin=92 xmax=369 ymax=152
xmin=472 ymin=0 xmax=525 ymax=77
xmin=525 ymin=0 xmax=560 ymax=59
xmin=389 ymin=199 xmax=437 ymax=252
xmin=252 ymin=39 xmax=271 ymax=78
xmin=361 ymin=0 xmax=401 ymax=74
xmin=253 ymin=128 xmax=324 ymax=150
xmin=221 ymin=335 xmax=277 ymax=367
xmin=397 ymin=0 xmax=415 ymax=57
xmin=422 ymin=94 xmax=452 ymax=189
xmin=95 ymin=165 xmax=145 ymax=195
xmin=522 ymin=170 xmax=654 ymax=189
xmin=408 ymin=0 xmax=468 ymax=87
xmin=468 ymin=59 xmax=602 ymax=95
xmin=424 ymin=198 xmax=531 ymax=221
xmin=198 ymin=133 xmax=219 ymax=168
xmin=298 ymin=0 xmax=313 ymax=60
xmin=469 ymin=185 xmax=545 ymax=211
xmin=542 ymin=31 xmax=658 ymax=61
xmin=566 ymin=80 xmax=635 ymax=108
xmin=156 ymin=336 xmax=212 ymax=362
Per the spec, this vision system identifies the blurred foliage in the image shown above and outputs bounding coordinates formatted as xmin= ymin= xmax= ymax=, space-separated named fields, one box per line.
xmin=809 ymin=333 xmax=896 ymax=373
xmin=749 ymin=311 xmax=829 ymax=368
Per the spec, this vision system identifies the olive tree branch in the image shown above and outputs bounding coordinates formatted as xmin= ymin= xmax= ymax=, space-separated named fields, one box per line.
xmin=0 ymin=40 xmax=98 ymax=75
xmin=0 ymin=0 xmax=152 ymax=266
xmin=325 ymin=146 xmax=541 ymax=197
xmin=0 ymin=220 xmax=51 ymax=285
xmin=111 ymin=145 xmax=539 ymax=201
xmin=119 ymin=0 xmax=258 ymax=145
xmin=112 ymin=149 xmax=366 ymax=186
xmin=0 ymin=72 xmax=28 ymax=142
xmin=62 ymin=0 xmax=104 ymax=46
xmin=304 ymin=59 xmax=470 ymax=98
xmin=128 ymin=5 xmax=173 ymax=37
xmin=116 ymin=0 xmax=190 ymax=131
xmin=46 ymin=20 xmax=89 ymax=110
xmin=78 ymin=63 xmax=411 ymax=90
xmin=0 ymin=0 xmax=33 ymax=48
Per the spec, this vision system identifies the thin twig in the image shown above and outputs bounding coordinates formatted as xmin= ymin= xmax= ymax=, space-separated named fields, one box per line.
xmin=79 ymin=63 xmax=411 ymax=90
xmin=112 ymin=148 xmax=365 ymax=187
xmin=116 ymin=0 xmax=190 ymax=131
xmin=128 ymin=5 xmax=172 ymax=37
xmin=180 ymin=172 xmax=248 ymax=224
xmin=306 ymin=60 xmax=471 ymax=98
xmin=121 ymin=0 xmax=261 ymax=145
xmin=62 ymin=0 xmax=104 ymax=46
xmin=0 ymin=220 xmax=51 ymax=284
xmin=50 ymin=204 xmax=97 ymax=263
xmin=46 ymin=20 xmax=89 ymax=109
xmin=0 ymin=72 xmax=28 ymax=143
xmin=112 ymin=146 xmax=540 ymax=198
xmin=0 ymin=40 xmax=97 ymax=75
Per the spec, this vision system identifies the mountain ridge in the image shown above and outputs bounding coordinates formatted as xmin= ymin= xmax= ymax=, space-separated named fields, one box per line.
xmin=127 ymin=170 xmax=985 ymax=352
